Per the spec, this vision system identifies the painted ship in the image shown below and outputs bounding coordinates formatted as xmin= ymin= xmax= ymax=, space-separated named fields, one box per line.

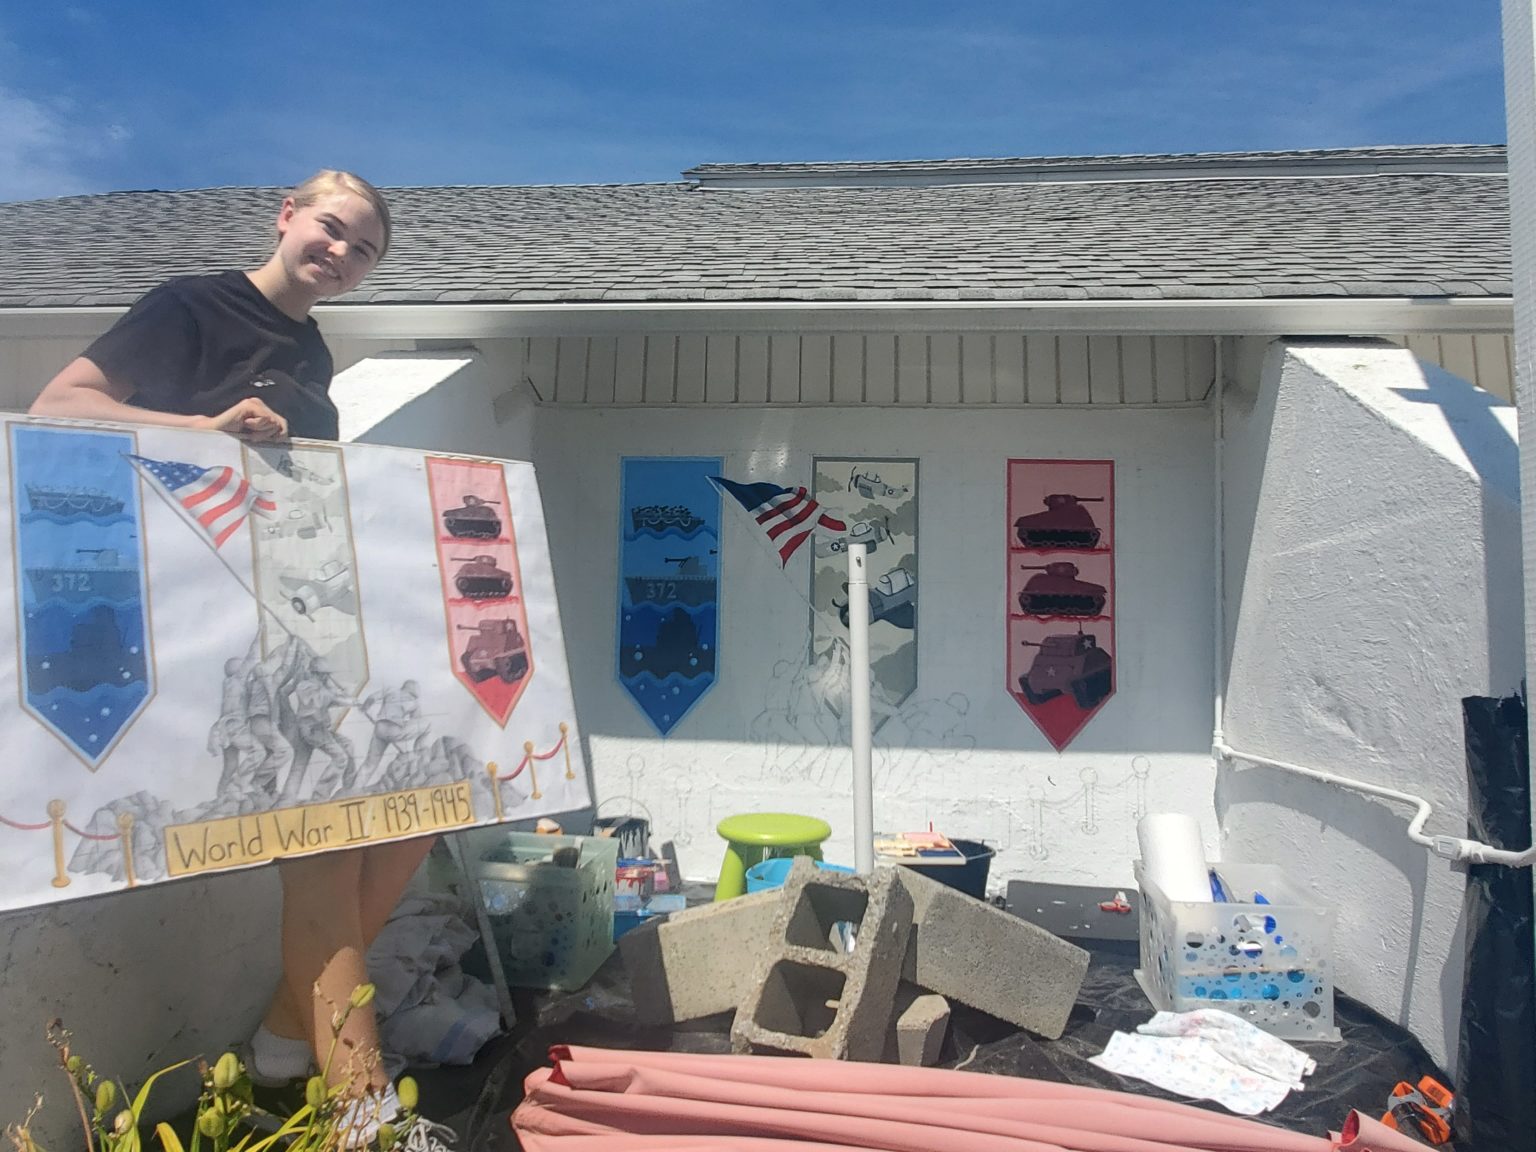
xmin=26 ymin=548 xmax=140 ymax=604
xmin=26 ymin=485 xmax=124 ymax=519
xmin=28 ymin=604 xmax=147 ymax=694
xmin=624 ymin=554 xmax=716 ymax=607
xmin=631 ymin=504 xmax=705 ymax=535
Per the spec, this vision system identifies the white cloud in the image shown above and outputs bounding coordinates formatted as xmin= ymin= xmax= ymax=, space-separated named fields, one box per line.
xmin=0 ymin=80 xmax=134 ymax=202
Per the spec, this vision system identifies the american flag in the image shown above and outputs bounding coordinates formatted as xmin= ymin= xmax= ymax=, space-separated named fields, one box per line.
xmin=128 ymin=454 xmax=276 ymax=548
xmin=710 ymin=475 xmax=846 ymax=566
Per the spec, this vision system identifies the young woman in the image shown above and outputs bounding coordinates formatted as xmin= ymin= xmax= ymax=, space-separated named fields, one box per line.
xmin=30 ymin=171 xmax=444 ymax=1147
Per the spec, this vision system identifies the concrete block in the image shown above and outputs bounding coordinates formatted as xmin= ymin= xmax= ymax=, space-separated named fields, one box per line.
xmin=619 ymin=889 xmax=780 ymax=1025
xmin=897 ymin=868 xmax=1088 ymax=1039
xmin=731 ymin=860 xmax=913 ymax=1060
xmin=882 ymin=982 xmax=949 ymax=1066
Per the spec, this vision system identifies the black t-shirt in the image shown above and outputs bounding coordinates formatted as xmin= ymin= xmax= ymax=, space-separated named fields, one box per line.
xmin=84 ymin=271 xmax=339 ymax=440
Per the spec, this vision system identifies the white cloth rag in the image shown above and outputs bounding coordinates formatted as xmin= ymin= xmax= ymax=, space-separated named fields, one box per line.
xmin=366 ymin=892 xmax=502 ymax=1067
xmin=1088 ymin=1008 xmax=1318 ymax=1116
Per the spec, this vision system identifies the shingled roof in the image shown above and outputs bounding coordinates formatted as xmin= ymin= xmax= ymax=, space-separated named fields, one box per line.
xmin=0 ymin=145 xmax=1510 ymax=308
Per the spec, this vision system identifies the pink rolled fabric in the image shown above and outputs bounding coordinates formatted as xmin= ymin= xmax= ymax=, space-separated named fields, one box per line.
xmin=511 ymin=1046 xmax=1413 ymax=1152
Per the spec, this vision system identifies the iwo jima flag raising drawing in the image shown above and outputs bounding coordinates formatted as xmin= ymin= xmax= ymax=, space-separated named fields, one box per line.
xmin=0 ymin=418 xmax=588 ymax=913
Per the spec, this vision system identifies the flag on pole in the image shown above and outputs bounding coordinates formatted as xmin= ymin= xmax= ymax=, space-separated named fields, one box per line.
xmin=127 ymin=454 xmax=276 ymax=548
xmin=709 ymin=475 xmax=846 ymax=566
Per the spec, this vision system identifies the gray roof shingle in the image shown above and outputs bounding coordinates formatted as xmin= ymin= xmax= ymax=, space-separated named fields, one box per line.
xmin=0 ymin=146 xmax=1510 ymax=308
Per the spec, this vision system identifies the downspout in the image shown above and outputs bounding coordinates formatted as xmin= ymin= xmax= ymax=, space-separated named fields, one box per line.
xmin=1211 ymin=338 xmax=1225 ymax=759
xmin=1210 ymin=335 xmax=1535 ymax=867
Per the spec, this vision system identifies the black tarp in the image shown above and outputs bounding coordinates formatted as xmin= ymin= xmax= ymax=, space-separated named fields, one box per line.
xmin=1455 ymin=692 xmax=1534 ymax=1152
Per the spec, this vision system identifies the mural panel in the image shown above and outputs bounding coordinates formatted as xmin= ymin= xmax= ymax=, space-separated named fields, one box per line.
xmin=617 ymin=458 xmax=720 ymax=735
xmin=1007 ymin=459 xmax=1116 ymax=750
xmin=810 ymin=459 xmax=918 ymax=728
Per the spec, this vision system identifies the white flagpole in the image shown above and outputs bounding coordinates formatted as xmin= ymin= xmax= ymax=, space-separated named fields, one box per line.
xmin=847 ymin=543 xmax=874 ymax=874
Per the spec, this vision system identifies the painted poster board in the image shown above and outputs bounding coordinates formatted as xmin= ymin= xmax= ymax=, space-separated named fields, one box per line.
xmin=0 ymin=418 xmax=589 ymax=913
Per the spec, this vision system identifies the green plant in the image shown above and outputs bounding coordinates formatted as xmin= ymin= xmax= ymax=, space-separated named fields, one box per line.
xmin=6 ymin=985 xmax=423 ymax=1152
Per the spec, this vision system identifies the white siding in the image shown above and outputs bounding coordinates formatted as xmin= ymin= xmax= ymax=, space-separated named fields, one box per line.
xmin=1396 ymin=332 xmax=1516 ymax=401
xmin=521 ymin=332 xmax=1218 ymax=406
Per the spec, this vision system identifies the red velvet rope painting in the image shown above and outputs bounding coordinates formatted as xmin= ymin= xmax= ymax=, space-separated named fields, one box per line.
xmin=1007 ymin=460 xmax=1115 ymax=750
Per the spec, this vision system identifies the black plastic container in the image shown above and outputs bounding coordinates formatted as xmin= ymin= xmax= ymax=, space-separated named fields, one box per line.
xmin=902 ymin=838 xmax=995 ymax=899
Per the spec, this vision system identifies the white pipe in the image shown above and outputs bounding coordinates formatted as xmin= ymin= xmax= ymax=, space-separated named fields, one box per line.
xmin=846 ymin=543 xmax=875 ymax=874
xmin=1211 ymin=337 xmax=1226 ymax=755
xmin=1214 ymin=739 xmax=1536 ymax=867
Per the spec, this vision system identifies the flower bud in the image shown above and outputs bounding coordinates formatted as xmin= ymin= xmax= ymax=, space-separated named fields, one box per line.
xmin=305 ymin=1076 xmax=327 ymax=1112
xmin=212 ymin=1053 xmax=240 ymax=1091
xmin=376 ymin=1122 xmax=397 ymax=1150
xmin=197 ymin=1111 xmax=223 ymax=1139
xmin=95 ymin=1080 xmax=117 ymax=1115
xmin=396 ymin=1077 xmax=418 ymax=1113
xmin=348 ymin=984 xmax=376 ymax=1010
xmin=113 ymin=1110 xmax=134 ymax=1136
xmin=65 ymin=1056 xmax=83 ymax=1076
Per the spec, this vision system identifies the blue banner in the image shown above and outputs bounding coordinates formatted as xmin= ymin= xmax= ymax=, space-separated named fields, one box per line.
xmin=10 ymin=426 xmax=154 ymax=767
xmin=617 ymin=457 xmax=721 ymax=735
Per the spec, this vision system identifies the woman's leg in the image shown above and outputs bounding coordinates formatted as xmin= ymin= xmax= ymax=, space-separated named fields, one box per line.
xmin=260 ymin=837 xmax=440 ymax=1085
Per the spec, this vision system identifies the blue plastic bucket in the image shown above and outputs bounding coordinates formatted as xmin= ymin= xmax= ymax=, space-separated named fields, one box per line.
xmin=745 ymin=856 xmax=855 ymax=892
xmin=900 ymin=839 xmax=995 ymax=899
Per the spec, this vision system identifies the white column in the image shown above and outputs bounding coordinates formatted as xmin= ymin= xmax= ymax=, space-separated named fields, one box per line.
xmin=1502 ymin=0 xmax=1536 ymax=934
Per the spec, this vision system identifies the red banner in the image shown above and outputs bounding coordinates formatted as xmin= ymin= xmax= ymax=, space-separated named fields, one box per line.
xmin=426 ymin=458 xmax=533 ymax=726
xmin=1007 ymin=460 xmax=1115 ymax=750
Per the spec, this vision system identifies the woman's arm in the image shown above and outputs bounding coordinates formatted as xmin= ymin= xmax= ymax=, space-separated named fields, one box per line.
xmin=30 ymin=357 xmax=290 ymax=440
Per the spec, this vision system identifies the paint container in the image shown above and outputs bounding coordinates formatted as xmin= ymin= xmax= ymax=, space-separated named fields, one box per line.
xmin=745 ymin=856 xmax=856 ymax=893
xmin=898 ymin=839 xmax=996 ymax=900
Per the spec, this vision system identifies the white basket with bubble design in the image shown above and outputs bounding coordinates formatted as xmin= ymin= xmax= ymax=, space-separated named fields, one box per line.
xmin=1134 ymin=860 xmax=1340 ymax=1042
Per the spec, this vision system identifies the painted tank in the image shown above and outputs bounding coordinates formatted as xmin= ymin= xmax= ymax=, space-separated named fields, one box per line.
xmin=1017 ymin=562 xmax=1106 ymax=617
xmin=443 ymin=494 xmax=502 ymax=539
xmin=458 ymin=618 xmax=529 ymax=683
xmin=1014 ymin=494 xmax=1104 ymax=550
xmin=1018 ymin=633 xmax=1113 ymax=708
xmin=453 ymin=555 xmax=514 ymax=599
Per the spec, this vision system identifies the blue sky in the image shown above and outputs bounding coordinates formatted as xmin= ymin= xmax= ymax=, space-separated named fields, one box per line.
xmin=0 ymin=0 xmax=1507 ymax=201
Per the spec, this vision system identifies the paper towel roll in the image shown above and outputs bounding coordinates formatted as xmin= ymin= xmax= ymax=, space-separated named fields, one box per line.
xmin=1137 ymin=813 xmax=1211 ymax=903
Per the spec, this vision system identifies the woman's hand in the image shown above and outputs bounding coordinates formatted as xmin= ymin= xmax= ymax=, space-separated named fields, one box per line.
xmin=196 ymin=397 xmax=289 ymax=440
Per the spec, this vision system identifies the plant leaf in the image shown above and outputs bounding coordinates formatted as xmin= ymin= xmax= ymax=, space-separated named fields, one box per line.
xmin=154 ymin=1122 xmax=185 ymax=1152
xmin=128 ymin=1062 xmax=190 ymax=1120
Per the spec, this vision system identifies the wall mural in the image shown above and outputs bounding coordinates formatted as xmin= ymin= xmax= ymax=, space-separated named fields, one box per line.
xmin=0 ymin=420 xmax=588 ymax=913
xmin=616 ymin=458 xmax=721 ymax=735
xmin=1006 ymin=459 xmax=1116 ymax=750
xmin=809 ymin=459 xmax=917 ymax=731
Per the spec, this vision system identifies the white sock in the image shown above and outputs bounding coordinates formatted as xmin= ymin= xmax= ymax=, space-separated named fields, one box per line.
xmin=337 ymin=1084 xmax=400 ymax=1149
xmin=249 ymin=1025 xmax=312 ymax=1081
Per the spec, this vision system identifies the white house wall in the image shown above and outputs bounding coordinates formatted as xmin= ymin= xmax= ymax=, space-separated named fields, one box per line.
xmin=1219 ymin=338 xmax=1523 ymax=1073
xmin=531 ymin=401 xmax=1219 ymax=888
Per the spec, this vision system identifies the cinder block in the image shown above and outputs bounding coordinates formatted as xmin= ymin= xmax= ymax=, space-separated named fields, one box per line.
xmin=619 ymin=889 xmax=780 ymax=1025
xmin=731 ymin=860 xmax=913 ymax=1060
xmin=897 ymin=868 xmax=1088 ymax=1039
xmin=882 ymin=982 xmax=949 ymax=1066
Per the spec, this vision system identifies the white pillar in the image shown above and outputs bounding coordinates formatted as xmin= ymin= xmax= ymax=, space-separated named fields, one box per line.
xmin=1502 ymin=0 xmax=1536 ymax=951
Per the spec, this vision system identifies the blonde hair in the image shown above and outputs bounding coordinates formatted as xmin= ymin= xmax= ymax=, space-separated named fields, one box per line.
xmin=291 ymin=169 xmax=392 ymax=258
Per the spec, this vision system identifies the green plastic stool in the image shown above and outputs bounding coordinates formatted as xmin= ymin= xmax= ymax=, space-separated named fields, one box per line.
xmin=713 ymin=812 xmax=832 ymax=901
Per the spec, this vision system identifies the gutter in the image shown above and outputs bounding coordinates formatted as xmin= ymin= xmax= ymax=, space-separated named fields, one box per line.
xmin=0 ymin=297 xmax=1514 ymax=341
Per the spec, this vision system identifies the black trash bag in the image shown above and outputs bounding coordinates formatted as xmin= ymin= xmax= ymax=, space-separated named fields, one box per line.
xmin=1456 ymin=692 xmax=1533 ymax=1152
